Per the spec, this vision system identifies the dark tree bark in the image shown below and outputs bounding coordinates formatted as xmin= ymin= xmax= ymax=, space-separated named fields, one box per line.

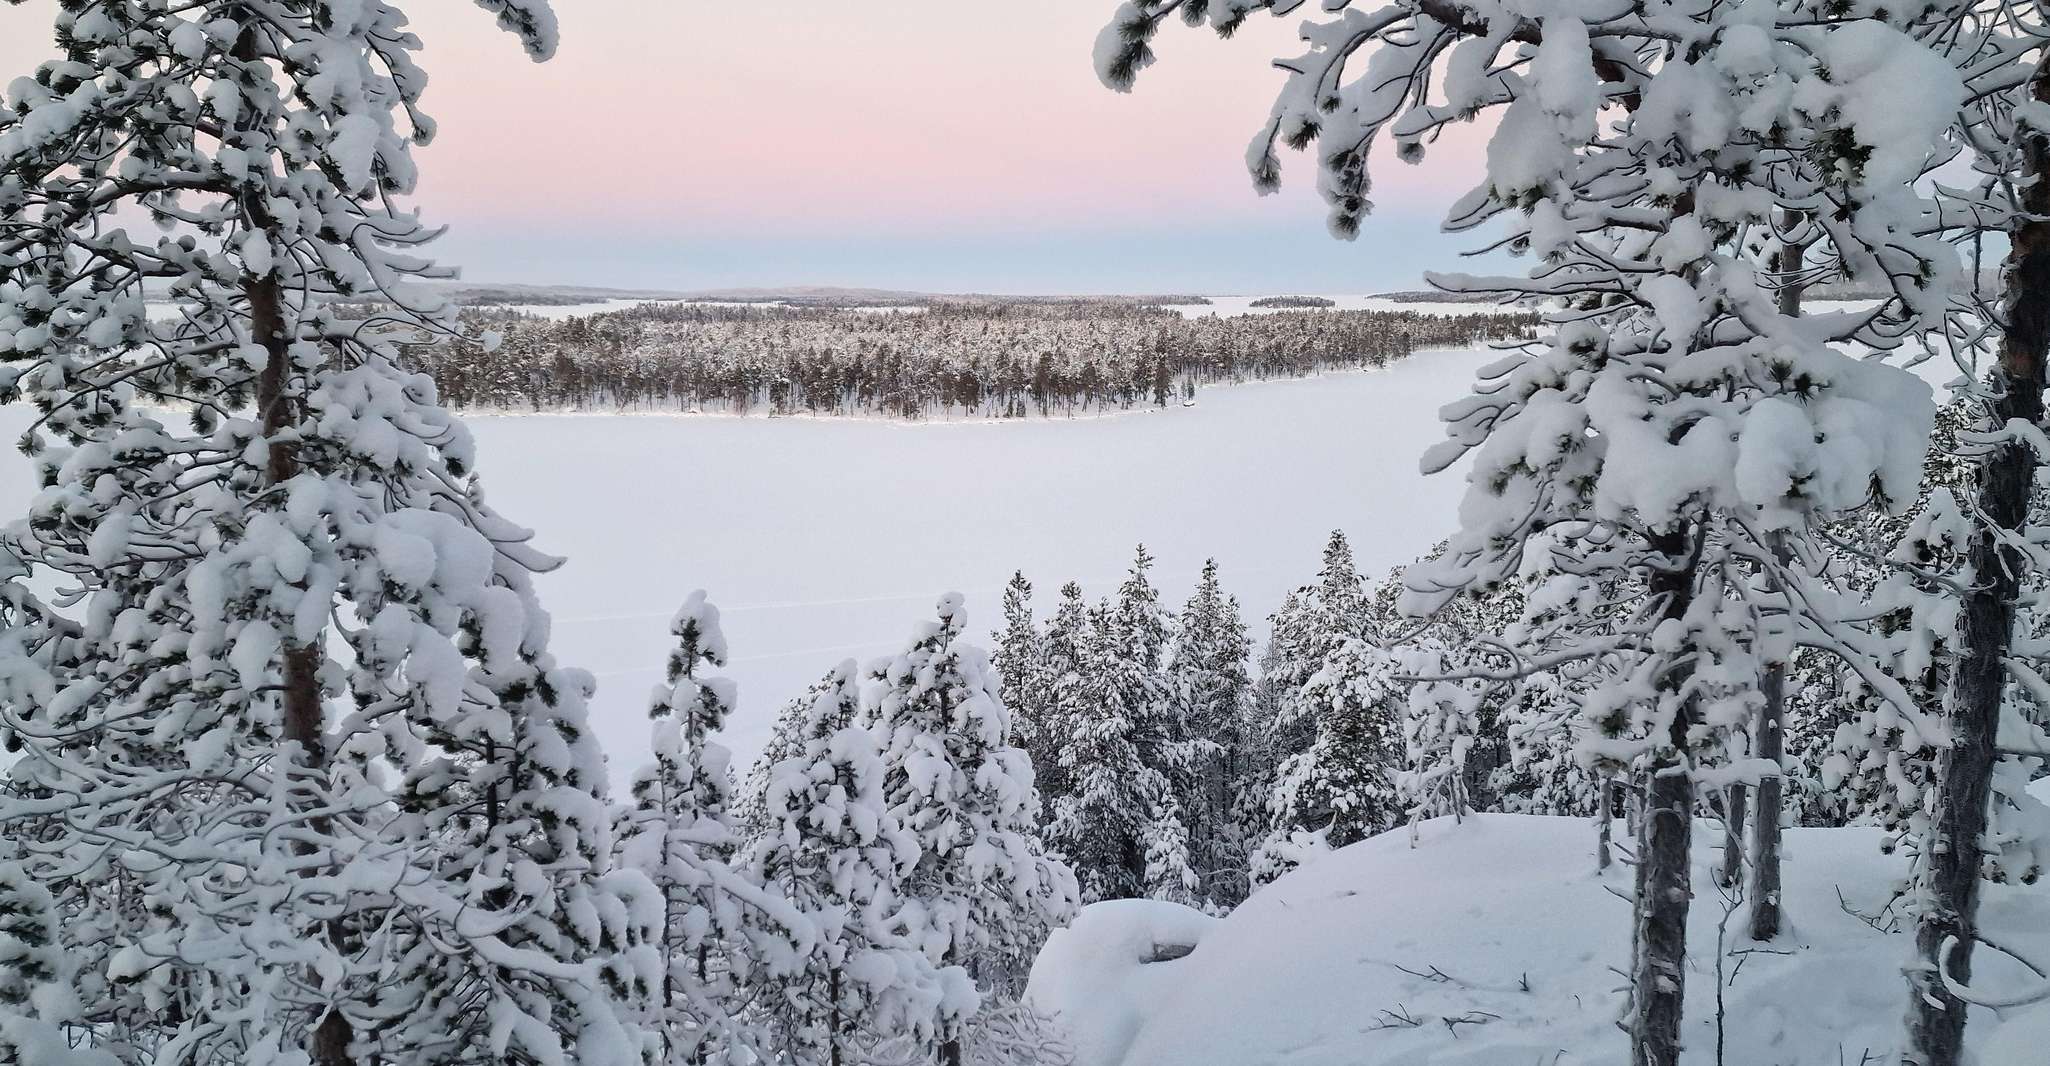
xmin=1597 ymin=778 xmax=1615 ymax=872
xmin=1902 ymin=59 xmax=2050 ymax=1066
xmin=1631 ymin=527 xmax=1701 ymax=1066
xmin=1750 ymin=225 xmax=1808 ymax=942
xmin=1749 ymin=622 xmax=1786 ymax=941
xmin=250 ymin=267 xmax=353 ymax=1066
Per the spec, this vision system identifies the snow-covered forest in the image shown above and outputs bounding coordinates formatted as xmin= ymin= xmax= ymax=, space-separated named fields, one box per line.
xmin=5 ymin=0 xmax=2050 ymax=1063
xmin=412 ymin=302 xmax=1535 ymax=418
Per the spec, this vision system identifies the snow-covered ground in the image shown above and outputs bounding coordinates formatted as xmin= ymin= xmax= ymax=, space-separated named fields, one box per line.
xmin=1028 ymin=812 xmax=2050 ymax=1066
xmin=0 ymin=347 xmax=1493 ymax=777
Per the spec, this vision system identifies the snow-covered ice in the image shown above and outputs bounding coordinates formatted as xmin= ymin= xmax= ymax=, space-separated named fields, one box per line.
xmin=0 ymin=348 xmax=1494 ymax=778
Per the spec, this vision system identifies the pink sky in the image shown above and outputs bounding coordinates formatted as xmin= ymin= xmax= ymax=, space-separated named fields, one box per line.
xmin=401 ymin=2 xmax=1480 ymax=233
xmin=0 ymin=3 xmax=1493 ymax=291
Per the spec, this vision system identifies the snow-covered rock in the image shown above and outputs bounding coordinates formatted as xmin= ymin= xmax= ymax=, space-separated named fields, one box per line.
xmin=1029 ymin=813 xmax=2050 ymax=1065
xmin=1025 ymin=899 xmax=1219 ymax=1066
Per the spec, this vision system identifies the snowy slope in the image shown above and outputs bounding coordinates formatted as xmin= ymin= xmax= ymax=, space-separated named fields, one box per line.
xmin=1028 ymin=814 xmax=2050 ymax=1066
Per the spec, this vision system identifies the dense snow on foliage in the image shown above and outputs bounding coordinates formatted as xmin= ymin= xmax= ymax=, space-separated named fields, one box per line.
xmin=10 ymin=0 xmax=2050 ymax=1056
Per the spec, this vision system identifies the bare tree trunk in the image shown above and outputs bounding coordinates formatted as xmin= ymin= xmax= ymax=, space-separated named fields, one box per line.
xmin=1631 ymin=528 xmax=1700 ymax=1066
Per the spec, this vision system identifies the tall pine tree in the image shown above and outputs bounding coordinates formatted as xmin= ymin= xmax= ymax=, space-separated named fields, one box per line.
xmin=0 ymin=3 xmax=661 ymax=1063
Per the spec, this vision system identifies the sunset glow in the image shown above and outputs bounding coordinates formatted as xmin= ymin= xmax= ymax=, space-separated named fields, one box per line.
xmin=0 ymin=2 xmax=1494 ymax=290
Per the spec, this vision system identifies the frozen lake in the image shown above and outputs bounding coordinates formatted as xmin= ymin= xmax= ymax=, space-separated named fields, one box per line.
xmin=0 ymin=347 xmax=1493 ymax=779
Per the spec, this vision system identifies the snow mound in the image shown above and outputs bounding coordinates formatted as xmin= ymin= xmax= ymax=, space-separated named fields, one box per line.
xmin=1028 ymin=813 xmax=2050 ymax=1065
xmin=1025 ymin=899 xmax=1219 ymax=1066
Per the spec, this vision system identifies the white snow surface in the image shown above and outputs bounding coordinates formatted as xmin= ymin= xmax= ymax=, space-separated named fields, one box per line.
xmin=0 ymin=348 xmax=1496 ymax=778
xmin=1028 ymin=813 xmax=2050 ymax=1066
xmin=1026 ymin=899 xmax=1219 ymax=1066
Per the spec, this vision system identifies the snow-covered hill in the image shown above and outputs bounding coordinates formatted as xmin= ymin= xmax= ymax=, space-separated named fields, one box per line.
xmin=1027 ymin=814 xmax=2050 ymax=1065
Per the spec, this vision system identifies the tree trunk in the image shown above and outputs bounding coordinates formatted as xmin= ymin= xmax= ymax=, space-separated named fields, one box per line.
xmin=1748 ymin=226 xmax=1807 ymax=941
xmin=829 ymin=966 xmax=844 ymax=1066
xmin=1903 ymin=61 xmax=2050 ymax=1066
xmin=1632 ymin=528 xmax=1700 ymax=1066
xmin=1718 ymin=785 xmax=1746 ymax=889
xmin=251 ymin=267 xmax=353 ymax=1066
xmin=1597 ymin=777 xmax=1613 ymax=872
xmin=1749 ymin=634 xmax=1786 ymax=941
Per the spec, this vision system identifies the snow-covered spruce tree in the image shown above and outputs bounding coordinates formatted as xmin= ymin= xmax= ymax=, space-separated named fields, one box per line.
xmin=1025 ymin=580 xmax=1092 ymax=825
xmin=1458 ymin=541 xmax=1610 ymax=822
xmin=1366 ymin=547 xmax=1533 ymax=814
xmin=740 ymin=659 xmax=963 ymax=1066
xmin=1050 ymin=594 xmax=1200 ymax=905
xmin=1111 ymin=546 xmax=1203 ymax=897
xmin=1252 ymin=633 xmax=1404 ymax=884
xmin=618 ymin=592 xmax=812 ymax=1064
xmin=1102 ymin=4 xmax=1954 ymax=1063
xmin=1258 ymin=531 xmax=1372 ymax=781
xmin=1167 ymin=558 xmax=1256 ymax=907
xmin=866 ymin=595 xmax=1078 ymax=1063
xmin=0 ymin=3 xmax=674 ymax=1064
xmin=991 ymin=571 xmax=1045 ymax=767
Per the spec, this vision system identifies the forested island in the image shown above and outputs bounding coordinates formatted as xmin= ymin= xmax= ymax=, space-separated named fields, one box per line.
xmin=411 ymin=301 xmax=1536 ymax=419
xmin=1247 ymin=295 xmax=1337 ymax=308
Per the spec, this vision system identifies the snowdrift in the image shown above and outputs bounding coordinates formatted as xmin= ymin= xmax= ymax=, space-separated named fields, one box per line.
xmin=1028 ymin=813 xmax=2050 ymax=1065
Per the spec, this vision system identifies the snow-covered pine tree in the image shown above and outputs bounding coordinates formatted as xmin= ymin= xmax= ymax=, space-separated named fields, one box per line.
xmin=0 ymin=3 xmax=668 ymax=1063
xmin=0 ymin=857 xmax=111 ymax=1066
xmin=1103 ymin=6 xmax=1952 ymax=1064
xmin=618 ymin=591 xmax=810 ymax=1064
xmin=1398 ymin=642 xmax=1487 ymax=828
xmin=736 ymin=673 xmax=834 ymax=840
xmin=1168 ymin=558 xmax=1256 ymax=907
xmin=741 ymin=659 xmax=961 ymax=1065
xmin=1898 ymin=46 xmax=2050 ymax=1061
xmin=867 ymin=594 xmax=1079 ymax=1063
xmin=1112 ymin=544 xmax=1172 ymax=678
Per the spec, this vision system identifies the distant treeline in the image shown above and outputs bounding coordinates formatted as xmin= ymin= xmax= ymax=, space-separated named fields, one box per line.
xmin=406 ymin=301 xmax=1538 ymax=419
xmin=1249 ymin=295 xmax=1337 ymax=308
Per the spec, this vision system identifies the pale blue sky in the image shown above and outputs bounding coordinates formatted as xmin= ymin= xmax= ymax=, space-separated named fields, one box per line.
xmin=2 ymin=1 xmax=1500 ymax=294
